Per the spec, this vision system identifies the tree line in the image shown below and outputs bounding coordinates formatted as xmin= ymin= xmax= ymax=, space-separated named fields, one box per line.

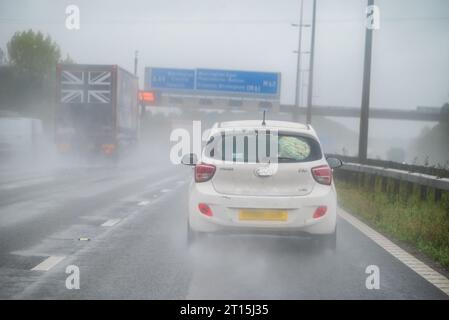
xmin=0 ymin=30 xmax=74 ymax=128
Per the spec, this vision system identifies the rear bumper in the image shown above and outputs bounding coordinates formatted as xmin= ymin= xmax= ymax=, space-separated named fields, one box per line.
xmin=188 ymin=181 xmax=337 ymax=235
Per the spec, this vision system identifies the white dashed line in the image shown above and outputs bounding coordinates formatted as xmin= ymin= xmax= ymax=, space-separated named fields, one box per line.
xmin=101 ymin=219 xmax=121 ymax=227
xmin=31 ymin=256 xmax=65 ymax=271
xmin=338 ymin=207 xmax=449 ymax=296
xmin=138 ymin=200 xmax=150 ymax=206
xmin=0 ymin=177 xmax=54 ymax=190
xmin=161 ymin=189 xmax=171 ymax=193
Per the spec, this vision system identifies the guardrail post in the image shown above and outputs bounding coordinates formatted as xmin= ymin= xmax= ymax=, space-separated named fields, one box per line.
xmin=394 ymin=179 xmax=400 ymax=195
xmin=344 ymin=171 xmax=350 ymax=183
xmin=381 ymin=176 xmax=388 ymax=192
xmin=352 ymin=172 xmax=358 ymax=184
xmin=435 ymin=189 xmax=442 ymax=203
xmin=406 ymin=182 xmax=414 ymax=201
xmin=359 ymin=173 xmax=365 ymax=188
xmin=369 ymin=174 xmax=376 ymax=191
xmin=420 ymin=185 xmax=427 ymax=201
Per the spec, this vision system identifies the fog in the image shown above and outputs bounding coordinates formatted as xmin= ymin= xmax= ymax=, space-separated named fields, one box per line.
xmin=1 ymin=0 xmax=449 ymax=301
xmin=0 ymin=0 xmax=448 ymax=163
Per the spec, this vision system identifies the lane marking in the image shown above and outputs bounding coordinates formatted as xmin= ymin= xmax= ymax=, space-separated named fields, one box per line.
xmin=138 ymin=200 xmax=150 ymax=206
xmin=161 ymin=189 xmax=171 ymax=193
xmin=338 ymin=207 xmax=449 ymax=296
xmin=101 ymin=218 xmax=121 ymax=227
xmin=0 ymin=177 xmax=54 ymax=190
xmin=31 ymin=256 xmax=65 ymax=271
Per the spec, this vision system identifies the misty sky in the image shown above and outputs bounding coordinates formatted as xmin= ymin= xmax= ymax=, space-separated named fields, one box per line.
xmin=0 ymin=0 xmax=448 ymax=142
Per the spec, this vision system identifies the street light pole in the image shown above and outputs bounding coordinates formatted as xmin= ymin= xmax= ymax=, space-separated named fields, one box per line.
xmin=294 ymin=0 xmax=305 ymax=116
xmin=358 ymin=0 xmax=374 ymax=163
xmin=134 ymin=50 xmax=139 ymax=76
xmin=306 ymin=0 xmax=317 ymax=124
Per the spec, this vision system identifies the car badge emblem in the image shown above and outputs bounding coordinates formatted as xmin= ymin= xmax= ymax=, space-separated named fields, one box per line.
xmin=255 ymin=166 xmax=275 ymax=177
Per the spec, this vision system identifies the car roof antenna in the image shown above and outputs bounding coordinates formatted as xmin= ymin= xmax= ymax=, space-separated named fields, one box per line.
xmin=262 ymin=110 xmax=266 ymax=126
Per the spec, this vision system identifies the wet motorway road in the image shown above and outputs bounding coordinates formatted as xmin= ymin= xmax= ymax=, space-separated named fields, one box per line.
xmin=0 ymin=162 xmax=447 ymax=299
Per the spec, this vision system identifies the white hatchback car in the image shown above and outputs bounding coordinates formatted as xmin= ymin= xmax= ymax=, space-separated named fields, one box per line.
xmin=182 ymin=120 xmax=342 ymax=249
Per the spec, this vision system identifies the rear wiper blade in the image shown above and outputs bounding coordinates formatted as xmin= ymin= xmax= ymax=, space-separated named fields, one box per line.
xmin=277 ymin=156 xmax=299 ymax=162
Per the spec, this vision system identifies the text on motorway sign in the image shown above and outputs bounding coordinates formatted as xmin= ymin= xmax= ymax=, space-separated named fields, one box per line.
xmin=146 ymin=68 xmax=195 ymax=90
xmin=196 ymin=69 xmax=278 ymax=95
xmin=144 ymin=67 xmax=280 ymax=97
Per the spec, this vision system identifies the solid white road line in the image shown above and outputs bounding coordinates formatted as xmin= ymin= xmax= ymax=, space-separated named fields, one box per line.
xmin=101 ymin=218 xmax=121 ymax=227
xmin=31 ymin=256 xmax=65 ymax=271
xmin=338 ymin=207 xmax=449 ymax=296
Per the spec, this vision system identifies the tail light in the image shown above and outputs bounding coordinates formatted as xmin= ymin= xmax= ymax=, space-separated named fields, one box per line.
xmin=195 ymin=163 xmax=216 ymax=183
xmin=57 ymin=143 xmax=70 ymax=152
xmin=198 ymin=203 xmax=213 ymax=217
xmin=313 ymin=206 xmax=327 ymax=219
xmin=311 ymin=165 xmax=332 ymax=185
xmin=101 ymin=144 xmax=116 ymax=155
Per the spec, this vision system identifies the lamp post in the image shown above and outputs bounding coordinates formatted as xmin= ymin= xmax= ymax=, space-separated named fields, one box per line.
xmin=292 ymin=0 xmax=312 ymax=121
xmin=134 ymin=50 xmax=138 ymax=76
xmin=358 ymin=0 xmax=374 ymax=163
xmin=294 ymin=0 xmax=305 ymax=115
xmin=306 ymin=0 xmax=317 ymax=124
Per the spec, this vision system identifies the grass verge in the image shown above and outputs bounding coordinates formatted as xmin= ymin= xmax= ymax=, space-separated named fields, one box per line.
xmin=335 ymin=176 xmax=449 ymax=269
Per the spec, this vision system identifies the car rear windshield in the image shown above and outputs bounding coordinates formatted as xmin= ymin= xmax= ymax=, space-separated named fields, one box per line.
xmin=205 ymin=131 xmax=322 ymax=163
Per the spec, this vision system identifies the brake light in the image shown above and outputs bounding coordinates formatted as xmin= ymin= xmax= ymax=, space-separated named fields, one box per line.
xmin=101 ymin=144 xmax=116 ymax=155
xmin=194 ymin=163 xmax=216 ymax=183
xmin=57 ymin=143 xmax=70 ymax=152
xmin=313 ymin=206 xmax=327 ymax=219
xmin=311 ymin=165 xmax=332 ymax=185
xmin=198 ymin=203 xmax=213 ymax=217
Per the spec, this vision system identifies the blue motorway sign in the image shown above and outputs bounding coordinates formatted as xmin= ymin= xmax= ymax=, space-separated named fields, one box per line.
xmin=145 ymin=68 xmax=195 ymax=90
xmin=144 ymin=67 xmax=280 ymax=96
xmin=196 ymin=69 xmax=279 ymax=95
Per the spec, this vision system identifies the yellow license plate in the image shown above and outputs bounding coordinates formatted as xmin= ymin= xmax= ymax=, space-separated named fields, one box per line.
xmin=239 ymin=209 xmax=288 ymax=221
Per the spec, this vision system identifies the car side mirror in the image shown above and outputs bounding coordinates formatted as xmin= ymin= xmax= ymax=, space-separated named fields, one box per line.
xmin=181 ymin=153 xmax=198 ymax=166
xmin=327 ymin=157 xmax=343 ymax=169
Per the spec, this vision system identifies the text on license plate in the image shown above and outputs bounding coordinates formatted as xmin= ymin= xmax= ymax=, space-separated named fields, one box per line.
xmin=238 ymin=209 xmax=288 ymax=221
